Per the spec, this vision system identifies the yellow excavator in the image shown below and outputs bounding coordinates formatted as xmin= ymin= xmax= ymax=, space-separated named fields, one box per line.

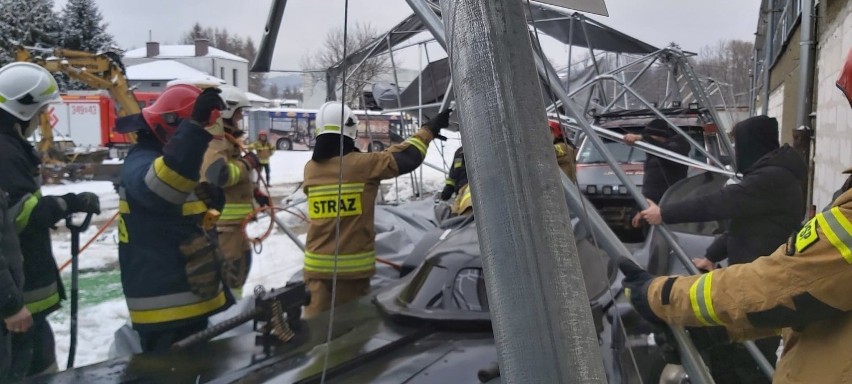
xmin=15 ymin=45 xmax=140 ymax=162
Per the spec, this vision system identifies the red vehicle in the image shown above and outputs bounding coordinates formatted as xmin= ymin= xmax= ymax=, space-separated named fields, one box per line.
xmin=47 ymin=90 xmax=159 ymax=157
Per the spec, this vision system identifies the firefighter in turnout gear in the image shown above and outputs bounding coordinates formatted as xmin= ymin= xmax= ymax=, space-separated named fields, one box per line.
xmin=303 ymin=102 xmax=450 ymax=318
xmin=200 ymin=85 xmax=257 ymax=298
xmin=116 ymin=85 xmax=233 ymax=353
xmin=440 ymin=146 xmax=467 ymax=203
xmin=550 ymin=119 xmax=577 ymax=182
xmin=249 ymin=131 xmax=275 ymax=184
xmin=0 ymin=62 xmax=101 ymax=378
xmin=620 ymin=48 xmax=852 ymax=384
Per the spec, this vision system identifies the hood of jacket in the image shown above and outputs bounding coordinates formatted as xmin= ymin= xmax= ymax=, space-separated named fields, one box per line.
xmin=733 ymin=115 xmax=780 ymax=170
xmin=746 ymin=144 xmax=808 ymax=182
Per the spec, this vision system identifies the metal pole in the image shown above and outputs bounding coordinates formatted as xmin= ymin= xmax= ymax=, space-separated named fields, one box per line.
xmin=601 ymin=55 xmax=659 ymax=114
xmin=761 ymin=0 xmax=775 ymax=115
xmin=441 ymin=0 xmax=605 ymax=382
xmin=798 ymin=0 xmax=817 ymax=214
xmin=565 ymin=16 xmax=574 ymax=95
xmin=536 ymin=41 xmax=773 ymax=382
xmin=418 ymin=42 xmax=425 ymax=196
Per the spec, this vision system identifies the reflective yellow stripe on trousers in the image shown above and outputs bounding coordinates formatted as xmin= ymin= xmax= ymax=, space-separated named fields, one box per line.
xmin=304 ymin=251 xmax=376 ymax=273
xmin=23 ymin=282 xmax=60 ymax=314
xmin=127 ymin=291 xmax=227 ymax=324
xmin=817 ymin=207 xmax=852 ymax=263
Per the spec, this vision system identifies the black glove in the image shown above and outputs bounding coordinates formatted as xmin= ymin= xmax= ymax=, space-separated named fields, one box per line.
xmin=618 ymin=257 xmax=665 ymax=325
xmin=191 ymin=88 xmax=227 ymax=125
xmin=253 ymin=189 xmax=270 ymax=208
xmin=62 ymin=193 xmax=101 ymax=215
xmin=194 ymin=182 xmax=225 ymax=212
xmin=423 ymin=109 xmax=452 ymax=140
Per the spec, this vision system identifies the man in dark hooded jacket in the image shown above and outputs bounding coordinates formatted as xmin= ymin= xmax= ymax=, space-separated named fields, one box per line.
xmin=624 ymin=118 xmax=692 ymax=204
xmin=638 ymin=115 xmax=807 ymax=383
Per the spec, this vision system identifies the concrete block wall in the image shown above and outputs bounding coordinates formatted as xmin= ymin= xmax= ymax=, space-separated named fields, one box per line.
xmin=813 ymin=0 xmax=852 ymax=209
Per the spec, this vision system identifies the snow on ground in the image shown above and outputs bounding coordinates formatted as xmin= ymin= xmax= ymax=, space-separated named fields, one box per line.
xmin=43 ymin=134 xmax=461 ymax=371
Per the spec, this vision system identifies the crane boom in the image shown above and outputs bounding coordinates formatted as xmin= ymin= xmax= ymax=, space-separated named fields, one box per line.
xmin=15 ymin=46 xmax=140 ymax=156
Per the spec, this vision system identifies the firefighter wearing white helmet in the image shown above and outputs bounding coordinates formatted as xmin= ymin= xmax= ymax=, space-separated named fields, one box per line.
xmin=199 ymin=85 xmax=259 ymax=297
xmin=302 ymin=101 xmax=452 ymax=317
xmin=0 ymin=62 xmax=101 ymax=378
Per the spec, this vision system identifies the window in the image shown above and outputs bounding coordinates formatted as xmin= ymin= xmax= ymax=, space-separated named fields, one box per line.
xmin=150 ymin=82 xmax=161 ymax=87
xmin=233 ymin=69 xmax=238 ymax=86
xmin=220 ymin=67 xmax=225 ymax=80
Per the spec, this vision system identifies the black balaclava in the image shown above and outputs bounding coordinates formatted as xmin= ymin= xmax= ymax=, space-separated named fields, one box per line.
xmin=733 ymin=115 xmax=780 ymax=171
xmin=643 ymin=118 xmax=675 ymax=139
xmin=312 ymin=134 xmax=356 ymax=161
xmin=0 ymin=109 xmax=41 ymax=166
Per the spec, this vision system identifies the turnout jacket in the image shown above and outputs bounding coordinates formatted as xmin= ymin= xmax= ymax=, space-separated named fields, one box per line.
xmin=440 ymin=147 xmax=467 ymax=201
xmin=118 ymin=118 xmax=230 ymax=332
xmin=250 ymin=140 xmax=275 ymax=164
xmin=0 ymin=122 xmax=63 ymax=316
xmin=200 ymin=128 xmax=254 ymax=289
xmin=662 ymin=145 xmax=807 ymax=265
xmin=0 ymin=189 xmax=25 ymax=320
xmin=647 ymin=188 xmax=852 ymax=384
xmin=303 ymin=128 xmax=435 ymax=279
xmin=554 ymin=141 xmax=577 ymax=182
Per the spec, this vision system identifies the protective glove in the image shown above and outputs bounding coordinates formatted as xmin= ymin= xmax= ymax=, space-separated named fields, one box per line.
xmin=179 ymin=234 xmax=224 ymax=299
xmin=423 ymin=109 xmax=452 ymax=140
xmin=191 ymin=87 xmax=227 ymax=127
xmin=194 ymin=182 xmax=225 ymax=212
xmin=241 ymin=152 xmax=261 ymax=170
xmin=618 ymin=257 xmax=665 ymax=325
xmin=253 ymin=189 xmax=270 ymax=208
xmin=62 ymin=192 xmax=101 ymax=215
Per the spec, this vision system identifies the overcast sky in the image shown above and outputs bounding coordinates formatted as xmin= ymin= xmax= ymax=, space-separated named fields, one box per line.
xmin=54 ymin=0 xmax=762 ymax=73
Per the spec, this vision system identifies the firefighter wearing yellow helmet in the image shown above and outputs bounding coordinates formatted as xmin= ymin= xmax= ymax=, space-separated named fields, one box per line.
xmin=619 ymin=47 xmax=852 ymax=383
xmin=302 ymin=102 xmax=450 ymax=317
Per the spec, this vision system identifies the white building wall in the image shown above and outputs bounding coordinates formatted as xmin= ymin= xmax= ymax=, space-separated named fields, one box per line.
xmin=767 ymin=84 xmax=786 ymax=143
xmin=124 ymin=56 xmax=249 ymax=93
xmin=813 ymin=1 xmax=852 ymax=209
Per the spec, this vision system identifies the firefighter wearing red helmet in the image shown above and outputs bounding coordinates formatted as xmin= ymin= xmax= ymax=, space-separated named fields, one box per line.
xmin=619 ymin=47 xmax=852 ymax=383
xmin=549 ymin=119 xmax=577 ymax=182
xmin=115 ymin=85 xmax=233 ymax=352
xmin=249 ymin=130 xmax=275 ymax=184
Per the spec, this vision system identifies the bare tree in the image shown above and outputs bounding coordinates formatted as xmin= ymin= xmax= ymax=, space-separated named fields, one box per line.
xmin=301 ymin=22 xmax=391 ymax=106
xmin=694 ymin=39 xmax=754 ymax=105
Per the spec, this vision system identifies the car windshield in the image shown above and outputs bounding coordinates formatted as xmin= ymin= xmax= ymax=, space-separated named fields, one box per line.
xmin=577 ymin=139 xmax=647 ymax=164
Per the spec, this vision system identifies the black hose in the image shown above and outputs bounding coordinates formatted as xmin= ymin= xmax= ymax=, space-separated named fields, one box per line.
xmin=477 ymin=362 xmax=500 ymax=383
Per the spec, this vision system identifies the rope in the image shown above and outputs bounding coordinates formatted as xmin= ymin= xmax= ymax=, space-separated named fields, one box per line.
xmin=58 ymin=211 xmax=119 ymax=272
xmin=321 ymin=1 xmax=351 ymax=381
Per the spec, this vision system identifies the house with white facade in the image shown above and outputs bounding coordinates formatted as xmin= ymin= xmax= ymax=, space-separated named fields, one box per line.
xmin=123 ymin=39 xmax=249 ymax=92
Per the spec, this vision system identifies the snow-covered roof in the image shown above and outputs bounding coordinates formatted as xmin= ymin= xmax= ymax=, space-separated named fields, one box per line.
xmin=124 ymin=45 xmax=249 ymax=63
xmin=126 ymin=60 xmax=224 ymax=82
xmin=246 ymin=92 xmax=271 ymax=103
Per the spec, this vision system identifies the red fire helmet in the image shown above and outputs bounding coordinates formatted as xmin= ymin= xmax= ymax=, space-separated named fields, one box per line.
xmin=141 ymin=84 xmax=201 ymax=142
xmin=837 ymin=47 xmax=852 ymax=108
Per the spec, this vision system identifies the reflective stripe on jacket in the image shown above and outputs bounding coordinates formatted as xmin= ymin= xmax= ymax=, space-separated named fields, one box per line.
xmin=119 ymin=120 xmax=230 ymax=331
xmin=250 ymin=141 xmax=275 ymax=164
xmin=0 ymin=124 xmax=63 ymax=316
xmin=303 ymin=128 xmax=434 ymax=279
xmin=647 ymin=188 xmax=852 ymax=383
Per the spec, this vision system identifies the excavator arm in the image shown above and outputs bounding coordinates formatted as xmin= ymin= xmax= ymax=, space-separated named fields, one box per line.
xmin=15 ymin=46 xmax=140 ymax=158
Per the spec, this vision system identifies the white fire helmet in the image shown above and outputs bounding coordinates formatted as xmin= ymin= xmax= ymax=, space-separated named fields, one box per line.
xmin=0 ymin=62 xmax=61 ymax=123
xmin=218 ymin=84 xmax=250 ymax=120
xmin=316 ymin=101 xmax=359 ymax=139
